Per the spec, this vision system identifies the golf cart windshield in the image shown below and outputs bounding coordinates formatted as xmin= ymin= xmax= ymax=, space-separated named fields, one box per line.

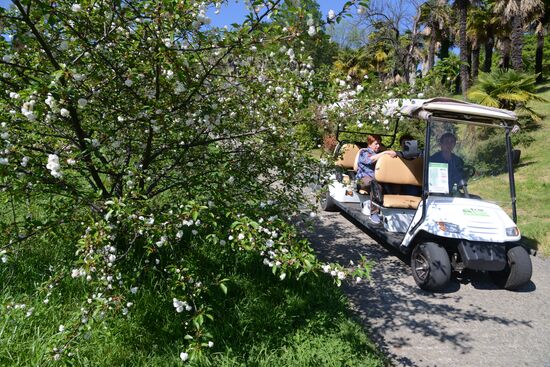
xmin=427 ymin=120 xmax=515 ymax=214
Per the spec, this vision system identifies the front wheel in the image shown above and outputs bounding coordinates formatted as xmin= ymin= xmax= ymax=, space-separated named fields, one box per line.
xmin=411 ymin=242 xmax=451 ymax=291
xmin=489 ymin=246 xmax=532 ymax=290
xmin=320 ymin=188 xmax=339 ymax=212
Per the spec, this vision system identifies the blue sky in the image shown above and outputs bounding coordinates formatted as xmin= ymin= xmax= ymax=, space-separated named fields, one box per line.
xmin=0 ymin=1 xmax=351 ymax=24
xmin=208 ymin=0 xmax=351 ymax=28
xmin=0 ymin=1 xmax=350 ymax=22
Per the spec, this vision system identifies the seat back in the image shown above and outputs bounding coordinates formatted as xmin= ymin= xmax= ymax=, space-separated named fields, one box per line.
xmin=334 ymin=143 xmax=361 ymax=170
xmin=375 ymin=155 xmax=423 ymax=186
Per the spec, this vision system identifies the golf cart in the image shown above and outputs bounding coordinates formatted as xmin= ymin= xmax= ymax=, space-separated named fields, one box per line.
xmin=320 ymin=98 xmax=533 ymax=291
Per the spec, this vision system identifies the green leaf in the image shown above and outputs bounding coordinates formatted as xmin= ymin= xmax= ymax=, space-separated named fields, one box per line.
xmin=219 ymin=283 xmax=228 ymax=295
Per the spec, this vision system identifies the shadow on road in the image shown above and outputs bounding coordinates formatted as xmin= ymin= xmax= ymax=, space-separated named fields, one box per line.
xmin=302 ymin=212 xmax=534 ymax=366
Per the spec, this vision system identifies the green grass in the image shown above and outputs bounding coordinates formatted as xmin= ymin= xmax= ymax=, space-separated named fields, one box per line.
xmin=513 ymin=82 xmax=550 ymax=255
xmin=0 ymin=243 xmax=388 ymax=366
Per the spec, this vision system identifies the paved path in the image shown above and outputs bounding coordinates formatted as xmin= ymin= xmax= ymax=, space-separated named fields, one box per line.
xmin=305 ymin=209 xmax=550 ymax=367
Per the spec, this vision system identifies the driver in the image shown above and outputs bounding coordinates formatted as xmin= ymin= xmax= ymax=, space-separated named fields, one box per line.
xmin=430 ymin=132 xmax=464 ymax=192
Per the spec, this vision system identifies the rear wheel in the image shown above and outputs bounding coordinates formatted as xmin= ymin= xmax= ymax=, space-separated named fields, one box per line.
xmin=489 ymin=246 xmax=532 ymax=290
xmin=411 ymin=242 xmax=451 ymax=291
xmin=320 ymin=189 xmax=339 ymax=212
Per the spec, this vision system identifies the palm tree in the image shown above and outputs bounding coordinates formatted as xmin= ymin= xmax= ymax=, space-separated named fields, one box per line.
xmin=453 ymin=0 xmax=470 ymax=95
xmin=467 ymin=1 xmax=501 ymax=73
xmin=453 ymin=0 xmax=481 ymax=95
xmin=493 ymin=0 xmax=544 ymax=71
xmin=333 ymin=48 xmax=371 ymax=81
xmin=527 ymin=0 xmax=549 ymax=83
xmin=419 ymin=0 xmax=452 ymax=72
xmin=467 ymin=7 xmax=487 ymax=80
xmin=467 ymin=69 xmax=548 ymax=120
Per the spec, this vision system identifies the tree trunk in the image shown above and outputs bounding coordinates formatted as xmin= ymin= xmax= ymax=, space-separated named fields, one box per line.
xmin=457 ymin=0 xmax=469 ymax=96
xmin=483 ymin=36 xmax=494 ymax=72
xmin=535 ymin=27 xmax=544 ymax=83
xmin=428 ymin=33 xmax=436 ymax=71
xmin=510 ymin=12 xmax=524 ymax=71
xmin=439 ymin=37 xmax=451 ymax=60
xmin=500 ymin=37 xmax=511 ymax=69
xmin=471 ymin=45 xmax=480 ymax=81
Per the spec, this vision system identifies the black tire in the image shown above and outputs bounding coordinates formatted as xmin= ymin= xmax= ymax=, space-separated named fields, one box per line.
xmin=411 ymin=242 xmax=451 ymax=291
xmin=489 ymin=246 xmax=532 ymax=290
xmin=320 ymin=189 xmax=339 ymax=212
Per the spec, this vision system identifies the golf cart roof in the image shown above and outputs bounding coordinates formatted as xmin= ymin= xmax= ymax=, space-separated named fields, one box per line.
xmin=384 ymin=98 xmax=517 ymax=125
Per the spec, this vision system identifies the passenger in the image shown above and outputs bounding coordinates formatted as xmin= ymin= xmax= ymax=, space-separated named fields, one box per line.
xmin=356 ymin=134 xmax=396 ymax=224
xmin=356 ymin=134 xmax=397 ymax=192
xmin=430 ymin=132 xmax=464 ymax=193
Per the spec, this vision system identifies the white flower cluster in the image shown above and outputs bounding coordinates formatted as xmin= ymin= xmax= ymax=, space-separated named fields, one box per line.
xmin=1 ymin=249 xmax=7 ymax=263
xmin=172 ymin=298 xmax=192 ymax=313
xmin=192 ymin=3 xmax=211 ymax=28
xmin=46 ymin=154 xmax=62 ymax=178
xmin=321 ymin=264 xmax=346 ymax=281
xmin=307 ymin=14 xmax=316 ymax=37
xmin=21 ymin=100 xmax=36 ymax=121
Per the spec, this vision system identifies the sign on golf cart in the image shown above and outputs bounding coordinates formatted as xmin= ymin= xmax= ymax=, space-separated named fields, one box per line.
xmin=320 ymin=98 xmax=532 ymax=291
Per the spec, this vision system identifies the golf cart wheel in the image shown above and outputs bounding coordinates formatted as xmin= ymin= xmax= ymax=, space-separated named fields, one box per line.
xmin=489 ymin=246 xmax=532 ymax=290
xmin=320 ymin=189 xmax=339 ymax=212
xmin=411 ymin=242 xmax=451 ymax=291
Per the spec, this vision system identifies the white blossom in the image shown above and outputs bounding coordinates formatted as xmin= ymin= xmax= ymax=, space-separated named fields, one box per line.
xmin=125 ymin=79 xmax=133 ymax=87
xmin=60 ymin=108 xmax=70 ymax=117
xmin=328 ymin=9 xmax=336 ymax=20
xmin=46 ymin=154 xmax=62 ymax=178
xmin=77 ymin=98 xmax=88 ymax=107
xmin=180 ymin=352 xmax=189 ymax=361
xmin=307 ymin=26 xmax=316 ymax=37
xmin=71 ymin=4 xmax=82 ymax=12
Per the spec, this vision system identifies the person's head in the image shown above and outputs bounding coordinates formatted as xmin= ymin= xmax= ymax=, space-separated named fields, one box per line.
xmin=439 ymin=132 xmax=457 ymax=154
xmin=399 ymin=134 xmax=415 ymax=150
xmin=367 ymin=134 xmax=382 ymax=152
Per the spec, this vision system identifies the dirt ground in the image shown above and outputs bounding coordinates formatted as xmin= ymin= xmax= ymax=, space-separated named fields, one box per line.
xmin=305 ymin=209 xmax=550 ymax=367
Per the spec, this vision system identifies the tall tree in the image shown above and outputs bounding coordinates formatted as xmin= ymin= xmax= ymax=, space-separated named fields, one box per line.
xmin=453 ymin=0 xmax=477 ymax=95
xmin=419 ymin=0 xmax=452 ymax=73
xmin=528 ymin=0 xmax=549 ymax=82
xmin=494 ymin=0 xmax=544 ymax=71
xmin=467 ymin=4 xmax=500 ymax=79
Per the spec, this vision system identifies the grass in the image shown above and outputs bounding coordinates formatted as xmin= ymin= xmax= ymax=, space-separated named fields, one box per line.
xmin=0 ymin=240 xmax=388 ymax=366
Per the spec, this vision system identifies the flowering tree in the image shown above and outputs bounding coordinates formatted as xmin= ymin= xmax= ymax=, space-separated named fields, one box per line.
xmin=0 ymin=0 xmax=372 ymax=362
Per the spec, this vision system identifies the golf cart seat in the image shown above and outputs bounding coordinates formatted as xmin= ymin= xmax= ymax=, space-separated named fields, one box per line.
xmin=374 ymin=155 xmax=423 ymax=209
xmin=335 ymin=143 xmax=361 ymax=171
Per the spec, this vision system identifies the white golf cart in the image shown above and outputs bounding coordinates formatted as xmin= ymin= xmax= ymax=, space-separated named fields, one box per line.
xmin=320 ymin=98 xmax=533 ymax=291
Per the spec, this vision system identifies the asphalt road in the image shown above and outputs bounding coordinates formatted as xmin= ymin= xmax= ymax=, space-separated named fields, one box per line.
xmin=304 ymin=209 xmax=550 ymax=367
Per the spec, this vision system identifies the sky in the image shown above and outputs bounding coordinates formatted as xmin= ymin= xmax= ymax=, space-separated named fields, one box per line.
xmin=0 ymin=1 xmax=353 ymax=23
xmin=0 ymin=0 xmax=351 ymax=21
xmin=207 ymin=0 xmax=352 ymax=28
